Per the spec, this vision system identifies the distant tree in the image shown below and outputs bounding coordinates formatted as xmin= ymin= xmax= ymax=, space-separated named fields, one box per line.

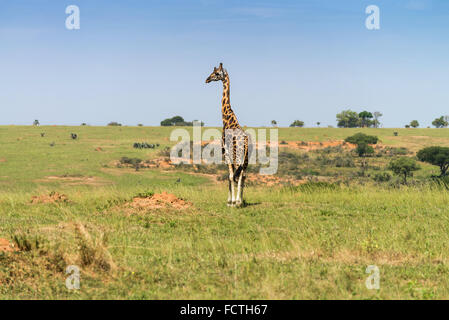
xmin=388 ymin=157 xmax=420 ymax=184
xmin=33 ymin=120 xmax=40 ymax=126
xmin=271 ymin=120 xmax=277 ymax=127
xmin=336 ymin=110 xmax=359 ymax=128
xmin=417 ymin=146 xmax=449 ymax=177
xmin=138 ymin=123 xmax=143 ymax=127
xmin=289 ymin=120 xmax=304 ymax=127
xmin=345 ymin=132 xmax=378 ymax=145
xmin=358 ymin=111 xmax=374 ymax=128
xmin=355 ymin=142 xmax=375 ymax=158
xmin=161 ymin=116 xmax=198 ymax=126
xmin=405 ymin=124 xmax=410 ymax=128
xmin=410 ymin=120 xmax=419 ymax=128
xmin=373 ymin=111 xmax=383 ymax=128
xmin=316 ymin=122 xmax=321 ymax=127
xmin=81 ymin=123 xmax=87 ymax=126
xmin=108 ymin=122 xmax=122 ymax=126
xmin=432 ymin=116 xmax=449 ymax=128
xmin=345 ymin=133 xmax=379 ymax=172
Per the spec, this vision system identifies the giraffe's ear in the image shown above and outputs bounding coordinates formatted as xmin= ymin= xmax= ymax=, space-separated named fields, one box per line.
xmin=213 ymin=67 xmax=217 ymax=72
xmin=219 ymin=63 xmax=223 ymax=70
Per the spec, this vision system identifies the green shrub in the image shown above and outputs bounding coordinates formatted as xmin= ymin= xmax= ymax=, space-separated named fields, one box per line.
xmin=373 ymin=172 xmax=392 ymax=182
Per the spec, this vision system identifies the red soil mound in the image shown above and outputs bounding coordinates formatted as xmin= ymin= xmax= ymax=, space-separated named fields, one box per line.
xmin=31 ymin=191 xmax=69 ymax=204
xmin=0 ymin=238 xmax=17 ymax=252
xmin=127 ymin=192 xmax=192 ymax=211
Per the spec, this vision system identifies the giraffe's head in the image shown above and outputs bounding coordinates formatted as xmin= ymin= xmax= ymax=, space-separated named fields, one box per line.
xmin=205 ymin=63 xmax=227 ymax=83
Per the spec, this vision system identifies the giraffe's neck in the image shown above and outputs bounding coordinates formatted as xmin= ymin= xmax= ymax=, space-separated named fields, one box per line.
xmin=221 ymin=74 xmax=239 ymax=129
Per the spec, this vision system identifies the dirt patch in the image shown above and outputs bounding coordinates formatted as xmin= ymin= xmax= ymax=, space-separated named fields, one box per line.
xmin=0 ymin=238 xmax=17 ymax=252
xmin=0 ymin=158 xmax=6 ymax=163
xmin=246 ymin=173 xmax=306 ymax=187
xmin=276 ymin=140 xmax=357 ymax=151
xmin=31 ymin=191 xmax=69 ymax=204
xmin=95 ymin=147 xmax=104 ymax=152
xmin=36 ymin=175 xmax=110 ymax=186
xmin=124 ymin=192 xmax=192 ymax=212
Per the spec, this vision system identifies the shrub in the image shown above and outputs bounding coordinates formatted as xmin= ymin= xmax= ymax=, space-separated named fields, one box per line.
xmin=119 ymin=157 xmax=142 ymax=171
xmin=133 ymin=142 xmax=158 ymax=149
xmin=373 ymin=172 xmax=392 ymax=182
xmin=108 ymin=122 xmax=122 ymax=126
xmin=334 ymin=155 xmax=355 ymax=168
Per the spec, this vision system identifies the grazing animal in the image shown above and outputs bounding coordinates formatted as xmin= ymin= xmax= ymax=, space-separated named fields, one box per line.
xmin=206 ymin=63 xmax=249 ymax=207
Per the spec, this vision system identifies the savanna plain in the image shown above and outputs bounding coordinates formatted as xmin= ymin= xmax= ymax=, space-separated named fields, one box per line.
xmin=1 ymin=125 xmax=449 ymax=299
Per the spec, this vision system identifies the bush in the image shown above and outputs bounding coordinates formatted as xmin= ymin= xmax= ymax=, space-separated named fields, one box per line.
xmin=373 ymin=172 xmax=392 ymax=182
xmin=334 ymin=155 xmax=355 ymax=168
xmin=108 ymin=122 xmax=122 ymax=126
xmin=119 ymin=157 xmax=142 ymax=171
xmin=133 ymin=142 xmax=159 ymax=149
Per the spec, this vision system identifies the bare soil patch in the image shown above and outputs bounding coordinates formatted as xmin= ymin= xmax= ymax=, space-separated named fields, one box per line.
xmin=277 ymin=140 xmax=357 ymax=151
xmin=246 ymin=174 xmax=306 ymax=187
xmin=30 ymin=191 xmax=69 ymax=204
xmin=123 ymin=192 xmax=192 ymax=212
xmin=0 ymin=238 xmax=17 ymax=252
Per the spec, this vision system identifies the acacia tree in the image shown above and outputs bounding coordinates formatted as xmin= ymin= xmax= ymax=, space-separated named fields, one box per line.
xmin=290 ymin=120 xmax=304 ymax=127
xmin=345 ymin=133 xmax=378 ymax=174
xmin=358 ymin=111 xmax=374 ymax=127
xmin=336 ymin=110 xmax=359 ymax=128
xmin=417 ymin=146 xmax=449 ymax=177
xmin=432 ymin=116 xmax=449 ymax=128
xmin=410 ymin=120 xmax=419 ymax=128
xmin=373 ymin=111 xmax=383 ymax=128
xmin=271 ymin=120 xmax=277 ymax=127
xmin=388 ymin=157 xmax=420 ymax=184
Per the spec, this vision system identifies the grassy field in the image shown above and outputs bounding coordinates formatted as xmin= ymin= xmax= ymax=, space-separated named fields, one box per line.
xmin=1 ymin=125 xmax=449 ymax=299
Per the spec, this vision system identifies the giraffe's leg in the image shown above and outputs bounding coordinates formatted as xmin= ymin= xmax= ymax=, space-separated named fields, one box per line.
xmin=235 ymin=170 xmax=243 ymax=207
xmin=227 ymin=164 xmax=235 ymax=206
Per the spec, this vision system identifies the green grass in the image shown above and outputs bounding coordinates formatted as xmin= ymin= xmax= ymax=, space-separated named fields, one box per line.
xmin=1 ymin=125 xmax=449 ymax=299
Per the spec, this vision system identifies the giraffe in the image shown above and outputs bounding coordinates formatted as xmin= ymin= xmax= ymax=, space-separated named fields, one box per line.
xmin=206 ymin=63 xmax=249 ymax=207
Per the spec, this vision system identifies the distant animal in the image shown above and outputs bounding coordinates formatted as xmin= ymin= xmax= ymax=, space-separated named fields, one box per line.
xmin=40 ymin=133 xmax=45 ymax=137
xmin=205 ymin=62 xmax=249 ymax=207
xmin=71 ymin=133 xmax=78 ymax=140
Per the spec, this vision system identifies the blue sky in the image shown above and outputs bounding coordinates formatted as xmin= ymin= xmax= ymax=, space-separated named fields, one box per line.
xmin=1 ymin=0 xmax=448 ymax=127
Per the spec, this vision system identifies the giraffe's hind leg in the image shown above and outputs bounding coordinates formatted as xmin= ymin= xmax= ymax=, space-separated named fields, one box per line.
xmin=227 ymin=164 xmax=235 ymax=206
xmin=235 ymin=170 xmax=244 ymax=207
